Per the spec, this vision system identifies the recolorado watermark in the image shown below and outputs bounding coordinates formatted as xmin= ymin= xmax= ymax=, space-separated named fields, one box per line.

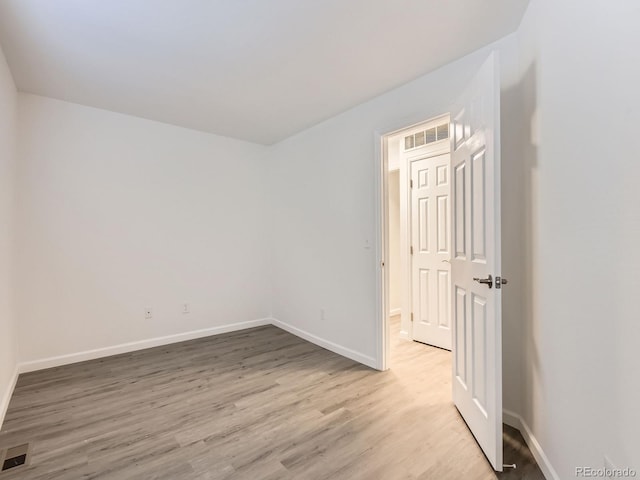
xmin=576 ymin=466 xmax=637 ymax=478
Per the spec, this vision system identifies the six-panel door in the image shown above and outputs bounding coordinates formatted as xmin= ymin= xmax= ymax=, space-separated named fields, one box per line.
xmin=450 ymin=52 xmax=503 ymax=471
xmin=410 ymin=153 xmax=452 ymax=350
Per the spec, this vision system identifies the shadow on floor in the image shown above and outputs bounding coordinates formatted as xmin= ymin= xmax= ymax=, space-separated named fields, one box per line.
xmin=497 ymin=425 xmax=545 ymax=480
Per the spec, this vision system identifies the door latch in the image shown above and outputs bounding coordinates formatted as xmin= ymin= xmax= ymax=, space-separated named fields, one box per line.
xmin=495 ymin=276 xmax=508 ymax=289
xmin=473 ymin=274 xmax=493 ymax=288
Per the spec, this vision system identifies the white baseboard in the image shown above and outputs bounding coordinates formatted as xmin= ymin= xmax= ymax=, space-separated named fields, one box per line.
xmin=271 ymin=318 xmax=377 ymax=369
xmin=503 ymin=409 xmax=559 ymax=480
xmin=389 ymin=308 xmax=401 ymax=317
xmin=15 ymin=316 xmax=377 ymax=375
xmin=502 ymin=409 xmax=522 ymax=432
xmin=0 ymin=365 xmax=19 ymax=429
xmin=7 ymin=317 xmax=377 ymax=429
xmin=18 ymin=318 xmax=272 ymax=374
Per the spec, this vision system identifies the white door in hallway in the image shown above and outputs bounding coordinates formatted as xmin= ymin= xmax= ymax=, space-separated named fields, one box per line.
xmin=451 ymin=52 xmax=503 ymax=471
xmin=410 ymin=153 xmax=452 ymax=350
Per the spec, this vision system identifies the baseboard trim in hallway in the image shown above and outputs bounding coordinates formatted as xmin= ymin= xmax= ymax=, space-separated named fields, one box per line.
xmin=503 ymin=409 xmax=559 ymax=480
xmin=17 ymin=318 xmax=273 ymax=374
xmin=0 ymin=366 xmax=19 ymax=429
xmin=271 ymin=317 xmax=378 ymax=369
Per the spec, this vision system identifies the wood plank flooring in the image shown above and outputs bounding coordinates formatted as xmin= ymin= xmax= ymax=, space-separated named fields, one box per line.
xmin=0 ymin=319 xmax=544 ymax=479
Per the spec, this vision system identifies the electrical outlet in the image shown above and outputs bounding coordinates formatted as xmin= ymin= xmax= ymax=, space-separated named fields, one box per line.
xmin=182 ymin=303 xmax=190 ymax=314
xmin=145 ymin=308 xmax=152 ymax=319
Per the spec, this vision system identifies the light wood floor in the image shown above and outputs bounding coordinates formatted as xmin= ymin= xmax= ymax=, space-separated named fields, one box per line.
xmin=0 ymin=319 xmax=543 ymax=479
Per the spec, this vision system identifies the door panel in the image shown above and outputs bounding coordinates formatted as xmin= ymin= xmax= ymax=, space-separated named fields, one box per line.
xmin=454 ymin=286 xmax=467 ymax=384
xmin=437 ymin=195 xmax=448 ymax=253
xmin=471 ymin=149 xmax=487 ymax=261
xmin=411 ymin=153 xmax=452 ymax=350
xmin=437 ymin=270 xmax=449 ymax=328
xmin=471 ymin=293 xmax=487 ymax=413
xmin=451 ymin=52 xmax=503 ymax=471
xmin=419 ymin=197 xmax=429 ymax=252
xmin=419 ymin=269 xmax=429 ymax=324
xmin=454 ymin=163 xmax=466 ymax=259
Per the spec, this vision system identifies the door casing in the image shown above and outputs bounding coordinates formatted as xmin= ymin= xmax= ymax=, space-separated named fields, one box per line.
xmin=377 ymin=114 xmax=450 ymax=369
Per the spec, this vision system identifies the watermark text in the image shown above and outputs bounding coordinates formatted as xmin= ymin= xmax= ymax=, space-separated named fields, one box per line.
xmin=576 ymin=466 xmax=637 ymax=478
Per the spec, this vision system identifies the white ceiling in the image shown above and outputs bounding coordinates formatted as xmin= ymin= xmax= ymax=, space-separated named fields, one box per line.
xmin=0 ymin=0 xmax=529 ymax=144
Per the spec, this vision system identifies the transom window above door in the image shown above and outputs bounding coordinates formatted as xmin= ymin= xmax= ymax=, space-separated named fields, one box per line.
xmin=404 ymin=123 xmax=449 ymax=150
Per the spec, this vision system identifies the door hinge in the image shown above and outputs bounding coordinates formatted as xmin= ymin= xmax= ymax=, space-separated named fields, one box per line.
xmin=411 ymin=312 xmax=414 ymax=322
xmin=410 ymin=246 xmax=414 ymax=255
xmin=381 ymin=261 xmax=385 ymax=267
xmin=410 ymin=179 xmax=413 ymax=189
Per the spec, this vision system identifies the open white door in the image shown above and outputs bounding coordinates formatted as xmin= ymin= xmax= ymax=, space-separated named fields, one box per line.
xmin=451 ymin=52 xmax=503 ymax=470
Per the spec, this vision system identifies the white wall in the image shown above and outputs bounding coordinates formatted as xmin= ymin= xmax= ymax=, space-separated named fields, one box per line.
xmin=0 ymin=44 xmax=18 ymax=423
xmin=14 ymin=94 xmax=271 ymax=364
xmin=515 ymin=1 xmax=640 ymax=477
xmin=387 ymin=169 xmax=400 ymax=314
xmin=269 ymin=35 xmax=524 ymax=401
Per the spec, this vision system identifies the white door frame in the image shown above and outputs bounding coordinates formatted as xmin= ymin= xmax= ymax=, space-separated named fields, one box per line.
xmin=374 ymin=113 xmax=451 ymax=371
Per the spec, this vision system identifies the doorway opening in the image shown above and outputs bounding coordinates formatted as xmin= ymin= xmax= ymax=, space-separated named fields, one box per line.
xmin=376 ymin=52 xmax=507 ymax=471
xmin=382 ymin=114 xmax=452 ymax=369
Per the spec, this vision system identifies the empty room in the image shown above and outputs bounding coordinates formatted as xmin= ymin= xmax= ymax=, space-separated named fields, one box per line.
xmin=0 ymin=1 xmax=638 ymax=479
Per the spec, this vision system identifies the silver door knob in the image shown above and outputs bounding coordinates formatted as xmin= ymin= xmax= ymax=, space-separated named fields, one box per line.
xmin=473 ymin=274 xmax=493 ymax=288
